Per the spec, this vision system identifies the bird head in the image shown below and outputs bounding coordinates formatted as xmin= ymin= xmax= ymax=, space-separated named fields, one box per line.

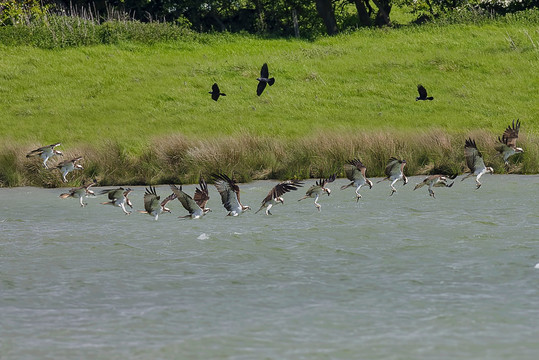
xmin=486 ymin=167 xmax=494 ymax=174
xmin=276 ymin=197 xmax=284 ymax=205
xmin=75 ymin=164 xmax=84 ymax=170
xmin=243 ymin=205 xmax=251 ymax=211
xmin=55 ymin=150 xmax=64 ymax=156
xmin=515 ymin=147 xmax=524 ymax=153
xmin=324 ymin=188 xmax=331 ymax=196
xmin=403 ymin=176 xmax=408 ymax=185
xmin=87 ymin=189 xmax=96 ymax=197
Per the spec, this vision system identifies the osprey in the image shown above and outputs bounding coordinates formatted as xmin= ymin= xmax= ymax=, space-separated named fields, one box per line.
xmin=209 ymin=83 xmax=226 ymax=101
xmin=255 ymin=180 xmax=303 ymax=215
xmin=169 ymin=178 xmax=212 ymax=219
xmin=26 ymin=142 xmax=63 ymax=169
xmin=377 ymin=157 xmax=408 ymax=196
xmin=56 ymin=157 xmax=83 ymax=183
xmin=298 ymin=174 xmax=336 ymax=211
xmin=100 ymin=187 xmax=133 ymax=215
xmin=416 ymin=84 xmax=434 ymax=101
xmin=496 ymin=119 xmax=523 ymax=166
xmin=461 ymin=138 xmax=494 ymax=189
xmin=212 ymin=173 xmax=250 ymax=216
xmin=59 ymin=180 xmax=96 ymax=207
xmin=138 ymin=186 xmax=176 ymax=220
xmin=340 ymin=158 xmax=373 ymax=201
xmin=413 ymin=174 xmax=457 ymax=198
xmin=256 ymin=63 xmax=275 ymax=96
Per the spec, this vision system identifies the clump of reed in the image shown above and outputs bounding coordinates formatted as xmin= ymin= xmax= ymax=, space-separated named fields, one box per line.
xmin=3 ymin=130 xmax=536 ymax=188
xmin=0 ymin=3 xmax=196 ymax=49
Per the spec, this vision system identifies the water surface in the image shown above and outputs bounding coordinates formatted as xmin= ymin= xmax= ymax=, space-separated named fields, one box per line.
xmin=1 ymin=175 xmax=538 ymax=359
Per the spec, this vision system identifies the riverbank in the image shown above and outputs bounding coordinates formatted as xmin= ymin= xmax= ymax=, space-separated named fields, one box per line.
xmin=1 ymin=13 xmax=537 ymax=186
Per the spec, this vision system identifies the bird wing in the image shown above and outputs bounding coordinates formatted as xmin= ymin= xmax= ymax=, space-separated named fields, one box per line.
xmin=211 ymin=83 xmax=220 ymax=101
xmin=417 ymin=84 xmax=427 ymax=98
xmin=500 ymin=119 xmax=520 ymax=148
xmin=344 ymin=159 xmax=366 ymax=181
xmin=143 ymin=186 xmax=161 ymax=213
xmin=101 ymin=188 xmax=125 ymax=201
xmin=160 ymin=192 xmax=177 ymax=208
xmin=317 ymin=173 xmax=336 ymax=187
xmin=169 ymin=184 xmax=201 ymax=214
xmin=194 ymin=177 xmax=210 ymax=209
xmin=464 ymin=138 xmax=485 ymax=172
xmin=384 ymin=157 xmax=401 ymax=177
xmin=263 ymin=180 xmax=303 ymax=203
xmin=257 ymin=81 xmax=267 ymax=96
xmin=213 ymin=174 xmax=241 ymax=212
xmin=27 ymin=142 xmax=60 ymax=156
xmin=260 ymin=63 xmax=269 ymax=78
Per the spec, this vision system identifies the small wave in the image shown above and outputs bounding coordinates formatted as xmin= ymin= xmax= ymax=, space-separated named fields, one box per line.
xmin=197 ymin=233 xmax=209 ymax=240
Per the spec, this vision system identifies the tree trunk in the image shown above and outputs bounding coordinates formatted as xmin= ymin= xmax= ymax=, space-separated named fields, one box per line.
xmin=292 ymin=8 xmax=300 ymax=38
xmin=315 ymin=0 xmax=338 ymax=35
xmin=372 ymin=0 xmax=392 ymax=26
xmin=352 ymin=0 xmax=371 ymax=26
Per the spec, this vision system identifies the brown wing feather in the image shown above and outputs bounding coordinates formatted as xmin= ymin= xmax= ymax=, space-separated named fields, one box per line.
xmin=263 ymin=180 xmax=303 ymax=203
xmin=194 ymin=177 xmax=210 ymax=209
xmin=500 ymin=119 xmax=520 ymax=148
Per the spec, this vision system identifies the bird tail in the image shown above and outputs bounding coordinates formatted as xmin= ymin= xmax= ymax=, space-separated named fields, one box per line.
xmin=268 ymin=78 xmax=275 ymax=86
xmin=340 ymin=182 xmax=353 ymax=190
xmin=255 ymin=206 xmax=264 ymax=214
xmin=427 ymin=97 xmax=434 ymax=100
xmin=298 ymin=195 xmax=308 ymax=202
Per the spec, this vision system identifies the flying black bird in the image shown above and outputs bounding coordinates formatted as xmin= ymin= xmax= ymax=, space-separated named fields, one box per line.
xmin=256 ymin=63 xmax=275 ymax=96
xmin=209 ymin=83 xmax=226 ymax=101
xmin=416 ymin=84 xmax=434 ymax=101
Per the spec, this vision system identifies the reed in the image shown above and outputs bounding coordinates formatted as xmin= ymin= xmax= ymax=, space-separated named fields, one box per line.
xmin=3 ymin=129 xmax=535 ymax=188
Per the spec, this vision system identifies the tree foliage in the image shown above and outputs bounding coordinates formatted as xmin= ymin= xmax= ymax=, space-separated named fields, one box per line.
xmin=3 ymin=0 xmax=538 ymax=36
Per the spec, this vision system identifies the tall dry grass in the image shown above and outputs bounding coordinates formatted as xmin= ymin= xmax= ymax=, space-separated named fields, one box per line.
xmin=3 ymin=130 xmax=536 ymax=187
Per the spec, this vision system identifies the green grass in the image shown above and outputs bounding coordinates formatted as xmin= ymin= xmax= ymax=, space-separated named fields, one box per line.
xmin=1 ymin=14 xmax=538 ymax=186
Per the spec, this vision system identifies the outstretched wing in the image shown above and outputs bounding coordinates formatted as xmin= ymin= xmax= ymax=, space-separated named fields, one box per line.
xmin=464 ymin=138 xmax=486 ymax=173
xmin=316 ymin=173 xmax=336 ymax=187
xmin=100 ymin=188 xmax=125 ymax=201
xmin=262 ymin=180 xmax=303 ymax=203
xmin=194 ymin=177 xmax=210 ymax=209
xmin=417 ymin=84 xmax=427 ymax=99
xmin=143 ymin=186 xmax=161 ymax=213
xmin=499 ymin=119 xmax=520 ymax=148
xmin=385 ymin=157 xmax=401 ymax=177
xmin=212 ymin=173 xmax=241 ymax=212
xmin=211 ymin=83 xmax=220 ymax=101
xmin=260 ymin=63 xmax=269 ymax=78
xmin=344 ymin=159 xmax=367 ymax=181
xmin=27 ymin=142 xmax=61 ymax=156
xmin=160 ymin=192 xmax=177 ymax=209
xmin=169 ymin=184 xmax=201 ymax=215
xmin=256 ymin=81 xmax=267 ymax=96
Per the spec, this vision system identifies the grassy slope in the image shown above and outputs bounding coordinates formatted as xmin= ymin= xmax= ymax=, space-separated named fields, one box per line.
xmin=0 ymin=19 xmax=538 ymax=186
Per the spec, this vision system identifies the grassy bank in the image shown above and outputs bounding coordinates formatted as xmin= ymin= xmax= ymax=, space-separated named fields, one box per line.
xmin=1 ymin=13 xmax=538 ymax=186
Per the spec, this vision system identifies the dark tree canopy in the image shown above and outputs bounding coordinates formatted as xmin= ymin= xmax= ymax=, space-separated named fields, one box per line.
xmin=18 ymin=1 xmax=539 ymax=36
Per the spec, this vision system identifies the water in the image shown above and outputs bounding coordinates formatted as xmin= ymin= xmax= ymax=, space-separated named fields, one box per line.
xmin=1 ymin=175 xmax=538 ymax=359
